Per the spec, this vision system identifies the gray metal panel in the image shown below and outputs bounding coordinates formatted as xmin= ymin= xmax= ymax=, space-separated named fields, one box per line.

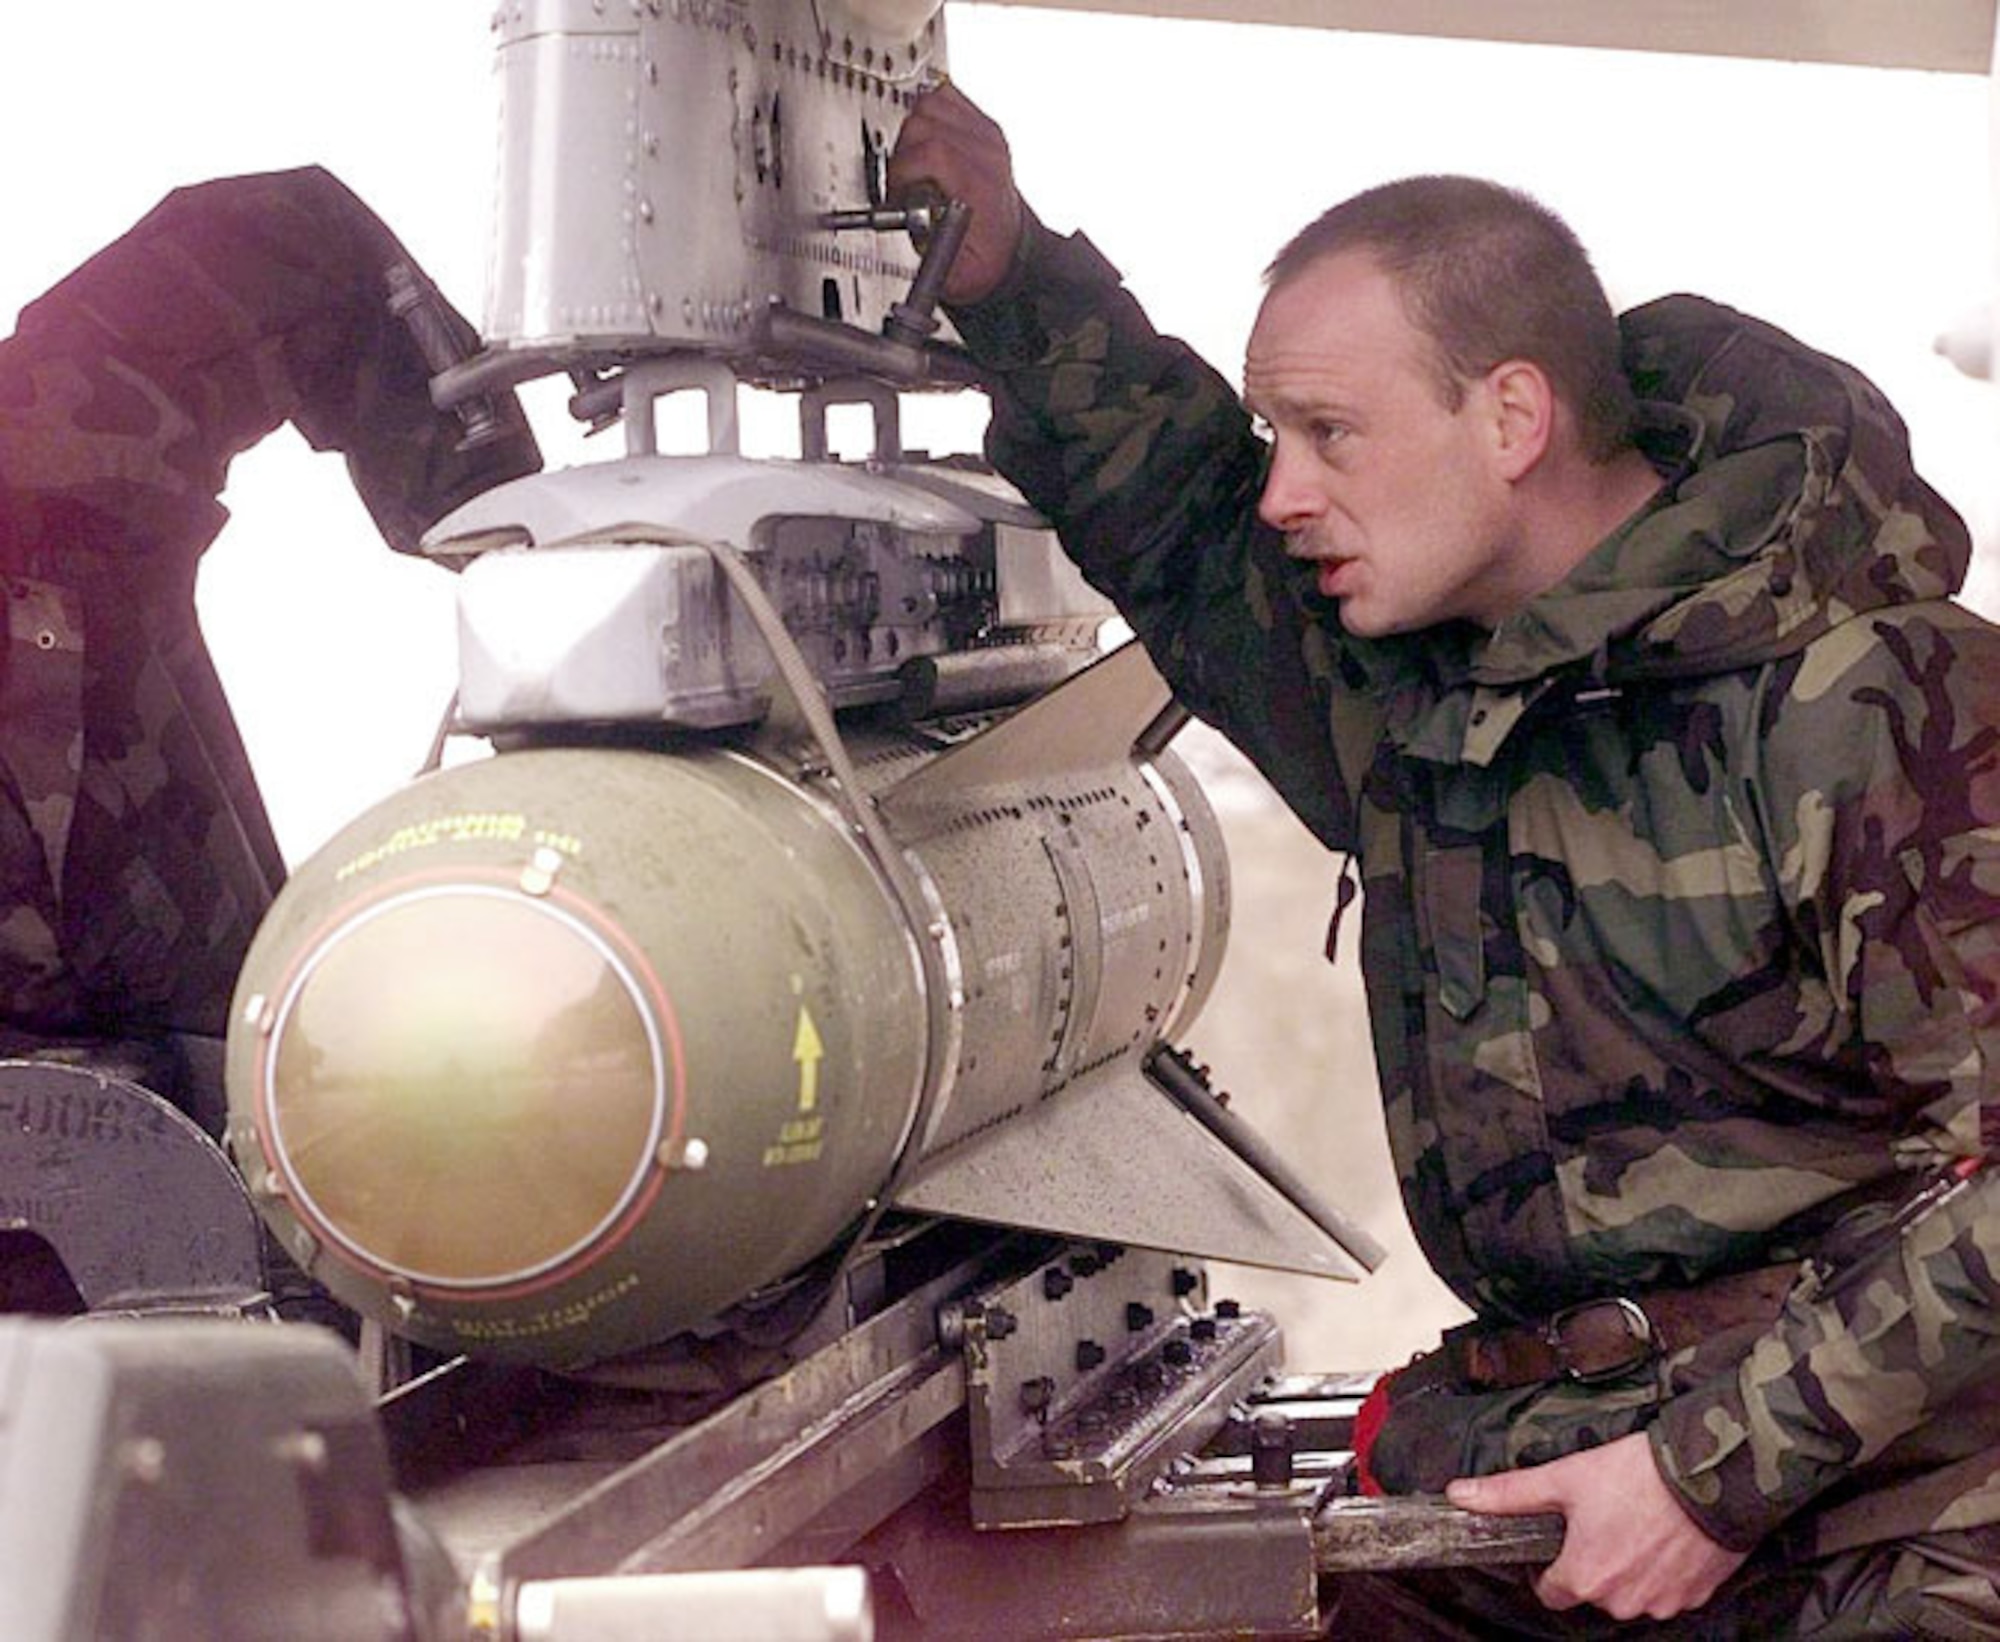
xmin=956 ymin=1250 xmax=1289 ymax=1529
xmin=878 ymin=640 xmax=1173 ymax=830
xmin=0 ymin=1321 xmax=411 ymax=1642
xmin=427 ymin=453 xmax=985 ymax=552
xmin=485 ymin=0 xmax=946 ymax=357
xmin=0 ymin=1062 xmax=264 ymax=1313
xmin=438 ymin=1240 xmax=1015 ymax=1583
xmin=860 ymin=1484 xmax=1324 ymax=1640
xmin=975 ymin=0 xmax=1996 ymax=72
xmin=895 ymin=1061 xmax=1375 ymax=1279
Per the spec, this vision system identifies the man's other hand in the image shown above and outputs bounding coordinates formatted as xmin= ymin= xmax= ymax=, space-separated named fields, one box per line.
xmin=1445 ymin=1432 xmax=1750 ymax=1622
xmin=886 ymin=83 xmax=1025 ymax=306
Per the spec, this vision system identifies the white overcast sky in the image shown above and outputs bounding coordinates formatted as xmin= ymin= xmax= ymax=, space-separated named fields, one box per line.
xmin=1 ymin=4 xmax=1995 ymax=858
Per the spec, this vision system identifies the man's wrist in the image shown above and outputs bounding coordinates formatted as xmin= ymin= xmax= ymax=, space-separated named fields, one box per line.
xmin=947 ymin=202 xmax=1042 ymax=317
xmin=947 ymin=213 xmax=1134 ymax=373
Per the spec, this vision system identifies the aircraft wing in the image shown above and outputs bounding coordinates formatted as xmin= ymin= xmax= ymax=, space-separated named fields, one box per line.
xmin=974 ymin=0 xmax=1996 ymax=73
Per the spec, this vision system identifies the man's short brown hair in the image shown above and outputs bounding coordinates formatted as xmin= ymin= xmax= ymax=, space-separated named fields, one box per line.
xmin=1266 ymin=176 xmax=1636 ymax=463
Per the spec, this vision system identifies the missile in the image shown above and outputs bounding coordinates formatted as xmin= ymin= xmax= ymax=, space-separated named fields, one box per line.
xmin=223 ymin=640 xmax=1371 ymax=1371
xmin=215 ymin=0 xmax=1392 ymax=1377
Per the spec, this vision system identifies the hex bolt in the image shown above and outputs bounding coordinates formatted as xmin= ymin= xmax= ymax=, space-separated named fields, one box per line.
xmin=1126 ymin=1302 xmax=1155 ymax=1333
xmin=518 ymin=844 xmax=565 ymax=896
xmin=1069 ymin=1252 xmax=1102 ymax=1278
xmin=1018 ymin=1376 xmax=1055 ymax=1418
xmin=273 ymin=1430 xmax=330 ymax=1473
xmin=119 ymin=1437 xmax=166 ymax=1486
xmin=985 ymin=1306 xmax=1019 ymax=1341
xmin=1251 ymin=1410 xmax=1296 ymax=1490
xmin=1043 ymin=1267 xmax=1075 ymax=1302
xmin=1163 ymin=1338 xmax=1194 ymax=1368
xmin=1216 ymin=1298 xmax=1242 ymax=1321
xmin=1075 ymin=1339 xmax=1106 ymax=1372
xmin=1191 ymin=1317 xmax=1219 ymax=1343
xmin=1170 ymin=1266 xmax=1200 ymax=1298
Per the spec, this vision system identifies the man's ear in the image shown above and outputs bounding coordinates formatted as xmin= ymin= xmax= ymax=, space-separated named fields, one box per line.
xmin=1484 ymin=359 xmax=1553 ymax=481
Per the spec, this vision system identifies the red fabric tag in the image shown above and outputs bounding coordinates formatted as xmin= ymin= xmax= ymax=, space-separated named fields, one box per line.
xmin=1350 ymin=1368 xmax=1398 ymax=1497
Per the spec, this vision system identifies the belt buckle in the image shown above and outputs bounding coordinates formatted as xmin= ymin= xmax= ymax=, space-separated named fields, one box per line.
xmin=1543 ymin=1295 xmax=1657 ymax=1384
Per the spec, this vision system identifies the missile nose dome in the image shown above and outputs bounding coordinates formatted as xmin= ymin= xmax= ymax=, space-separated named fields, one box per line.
xmin=258 ymin=884 xmax=679 ymax=1293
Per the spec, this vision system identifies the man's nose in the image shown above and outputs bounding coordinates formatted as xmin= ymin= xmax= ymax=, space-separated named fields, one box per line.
xmin=1256 ymin=439 xmax=1320 ymax=533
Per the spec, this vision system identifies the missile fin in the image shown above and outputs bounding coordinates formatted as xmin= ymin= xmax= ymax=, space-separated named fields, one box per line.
xmin=878 ymin=642 xmax=1174 ymax=832
xmin=892 ymin=1060 xmax=1378 ymax=1281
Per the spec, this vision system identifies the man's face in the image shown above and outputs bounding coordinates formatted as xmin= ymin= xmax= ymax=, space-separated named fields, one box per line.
xmin=1244 ymin=249 xmax=1518 ymax=637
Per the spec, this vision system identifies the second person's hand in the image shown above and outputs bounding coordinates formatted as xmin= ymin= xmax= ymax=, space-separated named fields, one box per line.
xmin=886 ymin=82 xmax=1027 ymax=306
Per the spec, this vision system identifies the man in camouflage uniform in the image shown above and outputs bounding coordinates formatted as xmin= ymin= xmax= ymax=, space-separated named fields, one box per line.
xmin=0 ymin=167 xmax=538 ymax=1097
xmin=892 ymin=87 xmax=2000 ymax=1635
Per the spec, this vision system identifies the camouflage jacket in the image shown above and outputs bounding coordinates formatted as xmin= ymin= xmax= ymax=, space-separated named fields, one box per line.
xmin=953 ymin=222 xmax=2000 ymax=1553
xmin=0 ymin=167 xmax=538 ymax=1040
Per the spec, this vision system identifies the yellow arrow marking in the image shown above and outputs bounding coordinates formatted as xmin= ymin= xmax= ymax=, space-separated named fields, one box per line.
xmin=793 ymin=1005 xmax=824 ymax=1113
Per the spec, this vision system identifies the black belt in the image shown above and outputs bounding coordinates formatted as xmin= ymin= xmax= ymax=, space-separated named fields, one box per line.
xmin=1449 ymin=1263 xmax=1801 ymax=1389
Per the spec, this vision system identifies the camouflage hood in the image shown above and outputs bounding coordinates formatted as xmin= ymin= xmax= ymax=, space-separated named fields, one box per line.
xmin=1373 ymin=295 xmax=1972 ymax=766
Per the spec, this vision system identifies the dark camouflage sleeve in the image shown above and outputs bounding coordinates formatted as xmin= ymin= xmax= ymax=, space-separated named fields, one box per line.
xmin=950 ymin=220 xmax=1357 ymax=847
xmin=0 ymin=167 xmax=540 ymax=1041
xmin=954 ymin=219 xmax=2000 ymax=1556
xmin=0 ymin=164 xmax=539 ymax=572
xmin=1650 ymin=601 xmax=2000 ymax=1549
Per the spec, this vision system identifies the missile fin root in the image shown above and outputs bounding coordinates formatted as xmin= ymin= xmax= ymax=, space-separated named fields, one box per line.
xmin=877 ymin=641 xmax=1174 ymax=833
xmin=890 ymin=1060 xmax=1376 ymax=1282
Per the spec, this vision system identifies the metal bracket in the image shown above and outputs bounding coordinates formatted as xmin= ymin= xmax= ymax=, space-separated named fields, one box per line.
xmin=619 ymin=358 xmax=742 ymax=457
xmin=799 ymin=378 xmax=903 ymax=464
xmin=951 ymin=1245 xmax=1283 ymax=1528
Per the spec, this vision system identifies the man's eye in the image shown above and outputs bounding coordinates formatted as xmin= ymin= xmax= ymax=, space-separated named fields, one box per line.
xmin=1311 ymin=420 xmax=1350 ymax=452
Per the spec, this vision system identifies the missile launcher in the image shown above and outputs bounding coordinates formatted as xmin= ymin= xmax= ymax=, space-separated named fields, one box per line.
xmin=215 ymin=0 xmax=1375 ymax=1374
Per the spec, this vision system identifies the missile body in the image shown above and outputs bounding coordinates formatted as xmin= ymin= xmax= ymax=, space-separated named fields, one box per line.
xmin=225 ymin=700 xmax=1227 ymax=1369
